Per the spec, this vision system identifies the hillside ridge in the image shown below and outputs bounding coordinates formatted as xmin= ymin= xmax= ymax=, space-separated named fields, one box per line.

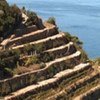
xmin=0 ymin=1 xmax=100 ymax=100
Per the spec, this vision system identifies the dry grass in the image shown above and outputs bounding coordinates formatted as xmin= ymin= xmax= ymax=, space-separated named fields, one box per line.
xmin=44 ymin=22 xmax=55 ymax=28
xmin=13 ymin=64 xmax=40 ymax=75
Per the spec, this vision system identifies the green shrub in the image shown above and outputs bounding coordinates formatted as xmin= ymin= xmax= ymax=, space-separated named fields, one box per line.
xmin=0 ymin=49 xmax=20 ymax=57
xmin=35 ymin=43 xmax=44 ymax=54
xmin=39 ymin=52 xmax=53 ymax=62
xmin=64 ymin=32 xmax=88 ymax=62
xmin=25 ymin=55 xmax=39 ymax=66
xmin=24 ymin=44 xmax=35 ymax=54
xmin=65 ymin=32 xmax=83 ymax=45
xmin=0 ymin=50 xmax=15 ymax=59
xmin=47 ymin=17 xmax=56 ymax=25
xmin=4 ymin=67 xmax=13 ymax=77
xmin=40 ymin=62 xmax=46 ymax=69
xmin=0 ymin=1 xmax=22 ymax=38
xmin=2 ymin=55 xmax=19 ymax=68
xmin=12 ymin=48 xmax=21 ymax=56
xmin=22 ymin=6 xmax=26 ymax=14
xmin=64 ymin=32 xmax=72 ymax=41
xmin=0 ymin=49 xmax=20 ymax=72
xmin=25 ymin=11 xmax=38 ymax=26
xmin=71 ymin=36 xmax=83 ymax=45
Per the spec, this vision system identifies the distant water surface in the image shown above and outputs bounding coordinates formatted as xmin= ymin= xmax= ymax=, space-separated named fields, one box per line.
xmin=7 ymin=0 xmax=100 ymax=58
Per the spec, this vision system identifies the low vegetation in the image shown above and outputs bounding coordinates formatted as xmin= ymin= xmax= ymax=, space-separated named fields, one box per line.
xmin=0 ymin=42 xmax=47 ymax=79
xmin=65 ymin=32 xmax=83 ymax=45
xmin=25 ymin=11 xmax=38 ymax=27
xmin=47 ymin=17 xmax=56 ymax=25
xmin=25 ymin=55 xmax=39 ymax=66
xmin=91 ymin=58 xmax=100 ymax=66
xmin=0 ymin=0 xmax=22 ymax=38
xmin=0 ymin=1 xmax=99 ymax=99
xmin=64 ymin=32 xmax=88 ymax=62
xmin=0 ymin=49 xmax=20 ymax=79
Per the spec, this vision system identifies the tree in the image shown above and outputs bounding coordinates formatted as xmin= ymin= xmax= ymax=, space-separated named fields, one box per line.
xmin=0 ymin=1 xmax=22 ymax=38
xmin=25 ymin=11 xmax=38 ymax=26
xmin=10 ymin=4 xmax=22 ymax=26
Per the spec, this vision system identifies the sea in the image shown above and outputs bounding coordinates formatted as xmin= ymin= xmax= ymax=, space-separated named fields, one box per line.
xmin=7 ymin=0 xmax=100 ymax=59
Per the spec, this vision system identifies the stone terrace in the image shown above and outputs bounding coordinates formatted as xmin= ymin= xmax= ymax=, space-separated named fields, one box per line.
xmin=0 ymin=18 xmax=100 ymax=100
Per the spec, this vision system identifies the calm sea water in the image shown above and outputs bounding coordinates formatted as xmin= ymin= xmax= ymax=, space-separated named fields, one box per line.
xmin=7 ymin=0 xmax=100 ymax=58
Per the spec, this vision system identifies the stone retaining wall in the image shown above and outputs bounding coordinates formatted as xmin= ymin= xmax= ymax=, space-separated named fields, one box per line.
xmin=39 ymin=45 xmax=77 ymax=63
xmin=14 ymin=25 xmax=38 ymax=38
xmin=0 ymin=54 xmax=80 ymax=96
xmin=47 ymin=45 xmax=77 ymax=59
xmin=5 ymin=64 xmax=91 ymax=99
xmin=16 ymin=36 xmax=68 ymax=53
xmin=7 ymin=26 xmax=58 ymax=48
xmin=53 ymin=73 xmax=99 ymax=100
xmin=67 ymin=73 xmax=100 ymax=95
xmin=81 ymin=86 xmax=100 ymax=100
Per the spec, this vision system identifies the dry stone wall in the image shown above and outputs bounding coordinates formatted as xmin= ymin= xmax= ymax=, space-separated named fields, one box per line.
xmin=16 ymin=36 xmax=69 ymax=53
xmin=44 ymin=37 xmax=68 ymax=50
xmin=4 ymin=64 xmax=91 ymax=99
xmin=0 ymin=54 xmax=81 ymax=96
xmin=46 ymin=45 xmax=77 ymax=59
xmin=66 ymin=73 xmax=100 ymax=96
xmin=14 ymin=25 xmax=38 ymax=38
xmin=81 ymin=86 xmax=100 ymax=100
xmin=6 ymin=26 xmax=58 ymax=48
xmin=52 ymin=73 xmax=99 ymax=100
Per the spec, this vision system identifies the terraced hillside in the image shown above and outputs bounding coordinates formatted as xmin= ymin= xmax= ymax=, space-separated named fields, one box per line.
xmin=0 ymin=3 xmax=100 ymax=100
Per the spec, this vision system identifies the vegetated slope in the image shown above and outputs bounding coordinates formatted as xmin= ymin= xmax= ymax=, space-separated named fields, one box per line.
xmin=0 ymin=1 xmax=100 ymax=100
xmin=0 ymin=0 xmax=22 ymax=38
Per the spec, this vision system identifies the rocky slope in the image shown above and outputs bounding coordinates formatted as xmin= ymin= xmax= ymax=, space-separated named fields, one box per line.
xmin=0 ymin=1 xmax=100 ymax=100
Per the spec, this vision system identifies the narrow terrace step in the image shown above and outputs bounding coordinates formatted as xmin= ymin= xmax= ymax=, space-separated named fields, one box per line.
xmin=12 ymin=32 xmax=67 ymax=50
xmin=30 ymin=64 xmax=92 ymax=100
xmin=22 ymin=42 xmax=76 ymax=62
xmin=6 ymin=26 xmax=58 ymax=47
xmin=4 ymin=63 xmax=90 ymax=100
xmin=44 ymin=42 xmax=73 ymax=52
xmin=12 ymin=25 xmax=38 ymax=39
xmin=40 ymin=42 xmax=77 ymax=62
xmin=46 ymin=51 xmax=81 ymax=67
xmin=21 ymin=42 xmax=75 ymax=61
xmin=74 ymin=85 xmax=100 ymax=100
xmin=0 ymin=51 xmax=81 ymax=96
xmin=48 ymin=71 xmax=99 ymax=100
